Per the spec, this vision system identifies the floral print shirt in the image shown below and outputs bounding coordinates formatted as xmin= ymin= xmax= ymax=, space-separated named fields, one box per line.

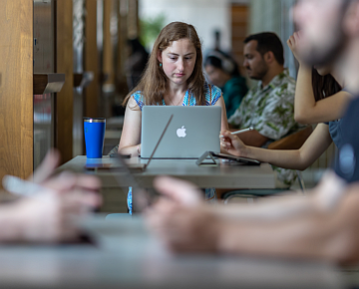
xmin=229 ymin=69 xmax=302 ymax=187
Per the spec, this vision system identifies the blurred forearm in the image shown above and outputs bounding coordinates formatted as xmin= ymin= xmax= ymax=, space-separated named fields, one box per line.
xmin=0 ymin=204 xmax=22 ymax=242
xmin=217 ymin=187 xmax=359 ymax=265
xmin=209 ymin=193 xmax=315 ymax=221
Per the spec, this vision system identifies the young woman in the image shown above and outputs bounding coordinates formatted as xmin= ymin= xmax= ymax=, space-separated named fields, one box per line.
xmin=119 ymin=22 xmax=228 ymax=156
xmin=288 ymin=31 xmax=352 ymax=124
xmin=220 ymin=32 xmax=352 ymax=172
xmin=118 ymin=22 xmax=228 ymax=213
xmin=204 ymin=50 xmax=248 ymax=118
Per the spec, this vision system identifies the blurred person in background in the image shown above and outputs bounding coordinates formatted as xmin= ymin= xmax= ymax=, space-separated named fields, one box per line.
xmin=205 ymin=50 xmax=248 ymax=118
xmin=227 ymin=32 xmax=303 ymax=188
xmin=287 ymin=32 xmax=352 ymax=125
xmin=146 ymin=0 xmax=359 ymax=265
xmin=219 ymin=31 xmax=353 ymax=180
xmin=126 ymin=38 xmax=149 ymax=90
xmin=0 ymin=150 xmax=101 ymax=243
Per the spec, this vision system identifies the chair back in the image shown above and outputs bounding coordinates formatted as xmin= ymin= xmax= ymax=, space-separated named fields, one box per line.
xmin=267 ymin=126 xmax=313 ymax=150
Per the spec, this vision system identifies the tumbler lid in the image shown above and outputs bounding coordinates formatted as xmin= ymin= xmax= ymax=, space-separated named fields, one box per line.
xmin=83 ymin=117 xmax=106 ymax=123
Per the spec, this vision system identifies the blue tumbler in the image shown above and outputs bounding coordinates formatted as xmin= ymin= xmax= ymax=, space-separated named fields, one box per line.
xmin=84 ymin=117 xmax=106 ymax=158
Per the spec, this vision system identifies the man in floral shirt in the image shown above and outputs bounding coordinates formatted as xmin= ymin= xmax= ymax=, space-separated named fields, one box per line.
xmin=229 ymin=33 xmax=302 ymax=187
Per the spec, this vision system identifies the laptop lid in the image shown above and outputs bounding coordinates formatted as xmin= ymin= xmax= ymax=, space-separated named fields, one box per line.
xmin=141 ymin=106 xmax=221 ymax=159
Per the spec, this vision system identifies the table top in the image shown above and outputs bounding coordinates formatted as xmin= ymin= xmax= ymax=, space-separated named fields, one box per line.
xmin=0 ymin=215 xmax=344 ymax=289
xmin=59 ymin=156 xmax=276 ymax=189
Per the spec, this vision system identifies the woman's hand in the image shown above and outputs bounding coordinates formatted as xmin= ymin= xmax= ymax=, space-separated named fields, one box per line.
xmin=287 ymin=31 xmax=304 ymax=65
xmin=220 ymin=130 xmax=248 ymax=157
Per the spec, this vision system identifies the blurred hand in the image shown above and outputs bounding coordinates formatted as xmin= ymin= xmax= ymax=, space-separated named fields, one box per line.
xmin=146 ymin=204 xmax=220 ymax=253
xmin=16 ymin=185 xmax=100 ymax=243
xmin=13 ymin=150 xmax=102 ymax=243
xmin=287 ymin=31 xmax=303 ymax=64
xmin=153 ymin=176 xmax=203 ymax=207
xmin=145 ymin=177 xmax=218 ymax=253
xmin=32 ymin=149 xmax=101 ymax=196
xmin=220 ymin=130 xmax=247 ymax=157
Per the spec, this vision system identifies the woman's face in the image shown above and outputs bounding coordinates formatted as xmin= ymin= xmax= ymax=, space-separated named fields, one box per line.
xmin=158 ymin=38 xmax=197 ymax=86
xmin=205 ymin=64 xmax=229 ymax=87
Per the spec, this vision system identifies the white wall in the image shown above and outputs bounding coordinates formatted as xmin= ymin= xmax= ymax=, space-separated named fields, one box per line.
xmin=139 ymin=0 xmax=233 ymax=53
xmin=249 ymin=0 xmax=297 ymax=78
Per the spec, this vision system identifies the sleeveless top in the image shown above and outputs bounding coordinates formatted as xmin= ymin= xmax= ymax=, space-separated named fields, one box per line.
xmin=127 ymin=82 xmax=223 ymax=214
xmin=327 ymin=119 xmax=343 ymax=149
xmin=132 ymin=82 xmax=222 ymax=110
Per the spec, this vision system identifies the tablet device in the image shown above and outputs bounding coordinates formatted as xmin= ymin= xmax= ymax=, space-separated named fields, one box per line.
xmin=210 ymin=152 xmax=261 ymax=166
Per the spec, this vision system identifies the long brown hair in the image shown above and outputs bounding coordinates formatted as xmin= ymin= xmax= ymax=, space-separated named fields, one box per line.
xmin=123 ymin=22 xmax=206 ymax=107
xmin=312 ymin=68 xmax=342 ymax=101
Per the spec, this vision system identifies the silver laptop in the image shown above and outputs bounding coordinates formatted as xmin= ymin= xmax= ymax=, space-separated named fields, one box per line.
xmin=141 ymin=106 xmax=221 ymax=159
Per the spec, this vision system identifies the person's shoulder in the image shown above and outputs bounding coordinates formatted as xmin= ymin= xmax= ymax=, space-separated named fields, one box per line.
xmin=204 ymin=82 xmax=222 ymax=104
xmin=130 ymin=91 xmax=145 ymax=110
xmin=204 ymin=82 xmax=221 ymax=95
xmin=272 ymin=72 xmax=296 ymax=96
xmin=131 ymin=90 xmax=143 ymax=100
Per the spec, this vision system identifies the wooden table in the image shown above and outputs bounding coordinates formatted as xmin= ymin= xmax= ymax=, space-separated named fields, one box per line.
xmin=59 ymin=156 xmax=276 ymax=189
xmin=0 ymin=215 xmax=344 ymax=289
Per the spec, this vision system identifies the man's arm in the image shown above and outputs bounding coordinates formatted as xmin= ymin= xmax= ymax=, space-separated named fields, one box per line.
xmin=217 ymin=185 xmax=359 ymax=265
xmin=147 ymin=182 xmax=359 ymax=265
xmin=152 ymin=172 xmax=346 ymax=222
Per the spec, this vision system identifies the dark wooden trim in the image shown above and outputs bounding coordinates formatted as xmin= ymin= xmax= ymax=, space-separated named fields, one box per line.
xmin=33 ymin=73 xmax=65 ymax=95
xmin=84 ymin=0 xmax=99 ymax=118
xmin=74 ymin=72 xmax=94 ymax=88
xmin=55 ymin=0 xmax=74 ymax=163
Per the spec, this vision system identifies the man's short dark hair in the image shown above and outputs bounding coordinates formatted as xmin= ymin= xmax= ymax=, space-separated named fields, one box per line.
xmin=244 ymin=32 xmax=284 ymax=65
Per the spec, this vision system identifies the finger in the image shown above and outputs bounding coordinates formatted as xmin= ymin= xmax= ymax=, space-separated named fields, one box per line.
xmin=220 ymin=130 xmax=233 ymax=138
xmin=153 ymin=176 xmax=203 ymax=206
xmin=42 ymin=172 xmax=77 ymax=192
xmin=32 ymin=149 xmax=61 ymax=183
xmin=71 ymin=175 xmax=101 ymax=191
xmin=223 ymin=131 xmax=240 ymax=143
xmin=62 ymin=189 xmax=102 ymax=209
xmin=290 ymin=35 xmax=295 ymax=46
xmin=43 ymin=172 xmax=101 ymax=193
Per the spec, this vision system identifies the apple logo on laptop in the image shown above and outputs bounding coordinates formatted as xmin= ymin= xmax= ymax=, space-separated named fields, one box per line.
xmin=176 ymin=126 xmax=187 ymax=138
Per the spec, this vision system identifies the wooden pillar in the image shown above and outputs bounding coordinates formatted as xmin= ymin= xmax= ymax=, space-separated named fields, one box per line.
xmin=116 ymin=0 xmax=129 ymax=98
xmin=103 ymin=0 xmax=115 ymax=87
xmin=128 ymin=0 xmax=139 ymax=39
xmin=84 ymin=0 xmax=99 ymax=118
xmin=0 ymin=0 xmax=34 ymax=187
xmin=56 ymin=0 xmax=74 ymax=163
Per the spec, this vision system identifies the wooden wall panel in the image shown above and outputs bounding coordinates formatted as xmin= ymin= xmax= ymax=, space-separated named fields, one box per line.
xmin=116 ymin=0 xmax=129 ymax=99
xmin=103 ymin=0 xmax=115 ymax=86
xmin=84 ymin=0 xmax=99 ymax=118
xmin=231 ymin=4 xmax=249 ymax=76
xmin=56 ymin=0 xmax=74 ymax=163
xmin=0 ymin=0 xmax=33 ymax=187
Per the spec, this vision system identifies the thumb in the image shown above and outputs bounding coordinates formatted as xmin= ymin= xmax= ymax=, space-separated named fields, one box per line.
xmin=31 ymin=149 xmax=61 ymax=184
xmin=153 ymin=176 xmax=203 ymax=206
